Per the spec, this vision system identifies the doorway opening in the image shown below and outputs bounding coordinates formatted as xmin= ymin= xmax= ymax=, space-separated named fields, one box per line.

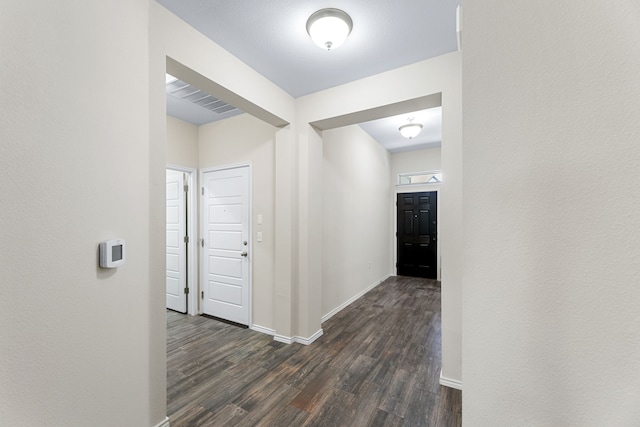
xmin=396 ymin=191 xmax=438 ymax=279
xmin=166 ymin=166 xmax=197 ymax=315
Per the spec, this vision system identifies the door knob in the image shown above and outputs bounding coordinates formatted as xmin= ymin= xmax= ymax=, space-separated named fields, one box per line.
xmin=241 ymin=251 xmax=248 ymax=257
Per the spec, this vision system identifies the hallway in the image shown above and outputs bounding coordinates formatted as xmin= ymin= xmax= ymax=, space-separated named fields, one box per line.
xmin=167 ymin=276 xmax=461 ymax=426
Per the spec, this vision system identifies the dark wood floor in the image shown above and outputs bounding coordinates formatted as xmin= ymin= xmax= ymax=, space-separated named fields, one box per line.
xmin=167 ymin=276 xmax=462 ymax=426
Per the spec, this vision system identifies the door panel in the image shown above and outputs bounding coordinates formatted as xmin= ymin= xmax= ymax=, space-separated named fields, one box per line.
xmin=397 ymin=191 xmax=437 ymax=279
xmin=209 ymin=281 xmax=242 ymax=305
xmin=166 ymin=169 xmax=187 ymax=313
xmin=210 ymin=255 xmax=243 ymax=277
xmin=209 ymin=230 xmax=243 ymax=250
xmin=201 ymin=166 xmax=250 ymax=325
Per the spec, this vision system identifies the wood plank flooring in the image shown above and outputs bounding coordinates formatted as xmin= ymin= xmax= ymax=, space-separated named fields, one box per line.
xmin=167 ymin=276 xmax=462 ymax=426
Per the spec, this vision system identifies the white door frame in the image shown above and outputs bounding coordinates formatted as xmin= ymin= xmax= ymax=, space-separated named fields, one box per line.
xmin=199 ymin=162 xmax=252 ymax=326
xmin=167 ymin=164 xmax=198 ymax=316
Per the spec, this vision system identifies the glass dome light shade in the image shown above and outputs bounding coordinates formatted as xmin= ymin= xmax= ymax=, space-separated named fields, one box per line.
xmin=306 ymin=9 xmax=353 ymax=50
xmin=399 ymin=123 xmax=423 ymax=139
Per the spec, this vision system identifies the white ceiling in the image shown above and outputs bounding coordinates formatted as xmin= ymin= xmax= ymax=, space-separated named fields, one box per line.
xmin=159 ymin=0 xmax=460 ymax=152
xmin=360 ymin=107 xmax=442 ymax=153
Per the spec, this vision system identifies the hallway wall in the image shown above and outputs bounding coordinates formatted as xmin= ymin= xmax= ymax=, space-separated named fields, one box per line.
xmin=0 ymin=1 xmax=166 ymax=425
xmin=390 ymin=147 xmax=442 ymax=182
xmin=463 ymin=1 xmax=640 ymax=424
xmin=167 ymin=115 xmax=198 ymax=169
xmin=322 ymin=125 xmax=392 ymax=319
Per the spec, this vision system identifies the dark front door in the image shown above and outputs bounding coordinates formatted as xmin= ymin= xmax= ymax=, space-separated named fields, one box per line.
xmin=397 ymin=191 xmax=437 ymax=279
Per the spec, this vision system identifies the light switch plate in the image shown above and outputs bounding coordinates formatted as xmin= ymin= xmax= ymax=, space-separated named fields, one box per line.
xmin=257 ymin=231 xmax=263 ymax=242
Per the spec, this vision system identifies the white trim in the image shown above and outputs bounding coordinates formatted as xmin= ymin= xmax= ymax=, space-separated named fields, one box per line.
xmin=296 ymin=329 xmax=323 ymax=345
xmin=439 ymin=371 xmax=463 ymax=390
xmin=200 ymin=161 xmax=253 ymax=173
xmin=250 ymin=324 xmax=275 ymax=336
xmin=199 ymin=163 xmax=253 ymax=326
xmin=321 ymin=274 xmax=391 ymax=323
xmin=456 ymin=5 xmax=462 ymax=51
xmin=396 ymin=183 xmax=442 ymax=188
xmin=253 ymin=324 xmax=323 ymax=346
xmin=247 ymin=164 xmax=253 ymax=327
xmin=166 ymin=165 xmax=198 ymax=316
xmin=273 ymin=334 xmax=294 ymax=344
xmin=153 ymin=416 xmax=171 ymax=427
xmin=273 ymin=329 xmax=324 ymax=346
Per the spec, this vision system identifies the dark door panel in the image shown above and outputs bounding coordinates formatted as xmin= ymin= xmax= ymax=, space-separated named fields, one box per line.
xmin=397 ymin=191 xmax=437 ymax=279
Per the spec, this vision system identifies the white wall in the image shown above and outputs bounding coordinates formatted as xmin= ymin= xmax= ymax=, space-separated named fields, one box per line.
xmin=0 ymin=1 xmax=166 ymax=426
xmin=322 ymin=125 xmax=392 ymax=318
xmin=167 ymin=115 xmax=199 ymax=169
xmin=199 ymin=113 xmax=277 ymax=329
xmin=463 ymin=1 xmax=640 ymax=425
xmin=390 ymin=147 xmax=441 ymax=182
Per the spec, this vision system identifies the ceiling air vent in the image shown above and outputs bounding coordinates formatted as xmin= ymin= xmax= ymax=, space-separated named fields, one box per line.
xmin=165 ymin=75 xmax=243 ymax=125
xmin=167 ymin=78 xmax=239 ymax=115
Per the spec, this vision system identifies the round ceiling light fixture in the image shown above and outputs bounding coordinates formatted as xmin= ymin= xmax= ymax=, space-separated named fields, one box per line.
xmin=399 ymin=117 xmax=423 ymax=139
xmin=306 ymin=8 xmax=353 ymax=51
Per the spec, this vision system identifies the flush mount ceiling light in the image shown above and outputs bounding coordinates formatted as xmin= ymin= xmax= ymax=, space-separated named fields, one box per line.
xmin=306 ymin=8 xmax=353 ymax=51
xmin=399 ymin=117 xmax=423 ymax=139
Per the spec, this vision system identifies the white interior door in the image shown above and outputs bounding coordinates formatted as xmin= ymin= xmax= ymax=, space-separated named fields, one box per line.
xmin=166 ymin=169 xmax=187 ymax=313
xmin=201 ymin=165 xmax=250 ymax=325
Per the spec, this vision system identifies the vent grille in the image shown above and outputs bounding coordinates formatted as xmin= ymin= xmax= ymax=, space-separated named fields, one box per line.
xmin=166 ymin=78 xmax=239 ymax=115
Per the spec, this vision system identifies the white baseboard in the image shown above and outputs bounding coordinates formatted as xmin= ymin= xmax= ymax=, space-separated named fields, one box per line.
xmin=273 ymin=334 xmax=294 ymax=344
xmin=296 ymin=328 xmax=323 ymax=345
xmin=321 ymin=274 xmax=391 ymax=323
xmin=439 ymin=371 xmax=463 ymax=390
xmin=273 ymin=329 xmax=324 ymax=346
xmin=250 ymin=324 xmax=275 ymax=336
xmin=153 ymin=416 xmax=170 ymax=427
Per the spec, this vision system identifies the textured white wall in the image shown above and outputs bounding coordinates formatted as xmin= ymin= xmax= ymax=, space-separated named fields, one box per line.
xmin=439 ymin=56 xmax=463 ymax=386
xmin=463 ymin=1 xmax=640 ymax=425
xmin=322 ymin=125 xmax=392 ymax=317
xmin=199 ymin=114 xmax=277 ymax=330
xmin=167 ymin=115 xmax=199 ymax=169
xmin=390 ymin=147 xmax=442 ymax=184
xmin=295 ymin=125 xmax=323 ymax=339
xmin=0 ymin=1 xmax=166 ymax=426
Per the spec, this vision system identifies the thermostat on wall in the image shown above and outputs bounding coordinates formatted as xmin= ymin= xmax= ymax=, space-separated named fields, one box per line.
xmin=99 ymin=239 xmax=126 ymax=268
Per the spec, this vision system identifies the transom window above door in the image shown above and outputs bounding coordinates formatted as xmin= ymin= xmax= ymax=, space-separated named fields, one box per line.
xmin=398 ymin=171 xmax=442 ymax=186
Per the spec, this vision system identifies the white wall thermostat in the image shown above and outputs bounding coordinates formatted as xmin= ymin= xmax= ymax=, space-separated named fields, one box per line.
xmin=99 ymin=239 xmax=126 ymax=268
